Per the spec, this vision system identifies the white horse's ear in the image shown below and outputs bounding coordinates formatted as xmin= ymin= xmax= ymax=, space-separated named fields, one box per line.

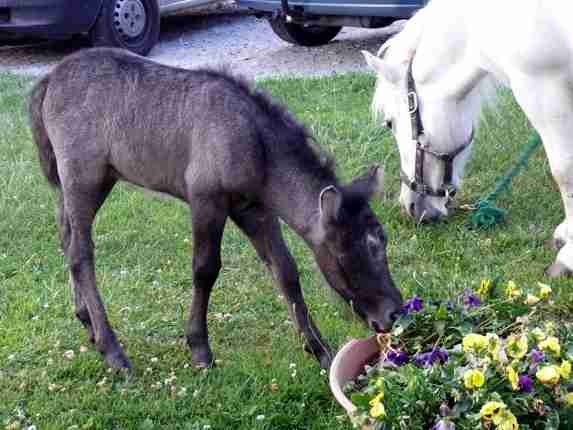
xmin=361 ymin=51 xmax=400 ymax=84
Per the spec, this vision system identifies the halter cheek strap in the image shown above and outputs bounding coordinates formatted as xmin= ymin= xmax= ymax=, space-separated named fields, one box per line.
xmin=400 ymin=58 xmax=473 ymax=200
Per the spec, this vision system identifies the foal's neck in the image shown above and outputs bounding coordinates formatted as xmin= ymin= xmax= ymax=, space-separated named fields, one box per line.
xmin=265 ymin=166 xmax=337 ymax=244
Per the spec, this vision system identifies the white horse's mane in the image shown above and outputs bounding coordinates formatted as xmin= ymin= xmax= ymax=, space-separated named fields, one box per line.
xmin=373 ymin=0 xmax=503 ymax=128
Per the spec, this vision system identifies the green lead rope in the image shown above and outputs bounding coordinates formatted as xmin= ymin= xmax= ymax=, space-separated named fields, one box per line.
xmin=469 ymin=131 xmax=542 ymax=228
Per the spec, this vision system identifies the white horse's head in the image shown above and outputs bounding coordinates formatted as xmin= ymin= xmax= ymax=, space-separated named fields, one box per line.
xmin=362 ymin=29 xmax=485 ymax=223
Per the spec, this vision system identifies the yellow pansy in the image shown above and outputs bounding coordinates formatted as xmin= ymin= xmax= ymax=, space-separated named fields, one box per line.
xmin=536 ymin=365 xmax=561 ymax=385
xmin=478 ymin=279 xmax=493 ymax=297
xmin=524 ymin=294 xmax=540 ymax=306
xmin=370 ymin=401 xmax=386 ymax=418
xmin=539 ymin=336 xmax=561 ymax=357
xmin=480 ymin=401 xmax=506 ymax=421
xmin=463 ymin=334 xmax=489 ymax=354
xmin=531 ymin=327 xmax=546 ymax=342
xmin=497 ymin=410 xmax=519 ymax=430
xmin=487 ymin=333 xmax=503 ymax=361
xmin=507 ymin=335 xmax=528 ymax=359
xmin=559 ymin=360 xmax=571 ymax=379
xmin=505 ymin=281 xmax=522 ymax=299
xmin=538 ymin=283 xmax=552 ymax=299
xmin=369 ymin=392 xmax=384 ymax=405
xmin=566 ymin=393 xmax=573 ymax=406
xmin=506 ymin=366 xmax=519 ymax=391
xmin=464 ymin=369 xmax=485 ymax=390
xmin=545 ymin=321 xmax=556 ymax=335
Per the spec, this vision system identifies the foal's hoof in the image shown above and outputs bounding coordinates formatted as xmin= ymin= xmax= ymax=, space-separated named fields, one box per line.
xmin=546 ymin=238 xmax=566 ymax=251
xmin=545 ymin=262 xmax=573 ymax=278
xmin=104 ymin=350 xmax=133 ymax=371
xmin=191 ymin=349 xmax=215 ymax=370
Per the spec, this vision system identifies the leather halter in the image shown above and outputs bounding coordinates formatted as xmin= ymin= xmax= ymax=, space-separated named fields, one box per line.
xmin=400 ymin=58 xmax=473 ymax=200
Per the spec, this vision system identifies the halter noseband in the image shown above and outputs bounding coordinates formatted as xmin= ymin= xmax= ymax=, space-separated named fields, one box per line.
xmin=400 ymin=58 xmax=473 ymax=200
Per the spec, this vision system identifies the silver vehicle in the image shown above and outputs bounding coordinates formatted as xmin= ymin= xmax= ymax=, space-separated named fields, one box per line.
xmin=238 ymin=0 xmax=427 ymax=46
xmin=0 ymin=0 xmax=220 ymax=55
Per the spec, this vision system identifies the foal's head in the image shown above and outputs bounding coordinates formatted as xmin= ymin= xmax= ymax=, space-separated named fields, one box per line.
xmin=312 ymin=166 xmax=402 ymax=333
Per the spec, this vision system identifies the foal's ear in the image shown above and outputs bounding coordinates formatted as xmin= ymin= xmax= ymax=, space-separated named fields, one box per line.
xmin=350 ymin=165 xmax=385 ymax=201
xmin=319 ymin=186 xmax=343 ymax=226
xmin=361 ymin=51 xmax=400 ymax=84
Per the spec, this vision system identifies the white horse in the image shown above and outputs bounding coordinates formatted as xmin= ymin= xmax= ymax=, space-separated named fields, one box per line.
xmin=362 ymin=0 xmax=573 ymax=277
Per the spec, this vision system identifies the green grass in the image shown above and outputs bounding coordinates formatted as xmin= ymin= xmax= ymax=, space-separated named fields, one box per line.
xmin=0 ymin=71 xmax=571 ymax=430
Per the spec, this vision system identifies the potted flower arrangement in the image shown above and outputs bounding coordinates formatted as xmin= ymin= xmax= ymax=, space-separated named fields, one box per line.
xmin=330 ymin=280 xmax=573 ymax=429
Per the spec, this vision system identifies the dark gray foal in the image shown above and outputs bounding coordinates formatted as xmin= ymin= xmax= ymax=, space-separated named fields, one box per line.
xmin=29 ymin=48 xmax=402 ymax=371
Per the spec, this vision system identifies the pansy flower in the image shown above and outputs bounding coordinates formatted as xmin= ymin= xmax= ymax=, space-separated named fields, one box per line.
xmin=386 ymin=350 xmax=409 ymax=367
xmin=559 ymin=360 xmax=571 ymax=379
xmin=506 ymin=366 xmax=519 ymax=391
xmin=463 ymin=334 xmax=488 ymax=354
xmin=536 ymin=365 xmax=561 ymax=385
xmin=415 ymin=348 xmax=448 ymax=368
xmin=402 ymin=296 xmax=424 ymax=314
xmin=463 ymin=291 xmax=482 ymax=308
xmin=477 ymin=278 xmax=493 ymax=297
xmin=464 ymin=369 xmax=485 ymax=390
xmin=566 ymin=392 xmax=573 ymax=406
xmin=539 ymin=336 xmax=561 ymax=357
xmin=530 ymin=349 xmax=545 ymax=364
xmin=518 ymin=375 xmax=534 ymax=393
xmin=507 ymin=335 xmax=528 ymax=359
xmin=505 ymin=281 xmax=522 ymax=300
xmin=538 ymin=282 xmax=552 ymax=300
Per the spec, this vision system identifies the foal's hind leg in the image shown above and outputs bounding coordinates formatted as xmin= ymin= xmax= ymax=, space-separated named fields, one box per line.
xmin=186 ymin=196 xmax=228 ymax=369
xmin=60 ymin=172 xmax=131 ymax=369
xmin=231 ymin=206 xmax=333 ymax=369
xmin=58 ymin=181 xmax=114 ymax=345
xmin=513 ymin=77 xmax=573 ymax=277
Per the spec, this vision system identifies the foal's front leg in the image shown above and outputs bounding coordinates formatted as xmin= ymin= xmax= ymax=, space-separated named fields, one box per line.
xmin=232 ymin=207 xmax=333 ymax=369
xmin=186 ymin=196 xmax=228 ymax=368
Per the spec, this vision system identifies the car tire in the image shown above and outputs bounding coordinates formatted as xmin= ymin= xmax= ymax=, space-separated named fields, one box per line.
xmin=269 ymin=16 xmax=342 ymax=46
xmin=89 ymin=0 xmax=160 ymax=56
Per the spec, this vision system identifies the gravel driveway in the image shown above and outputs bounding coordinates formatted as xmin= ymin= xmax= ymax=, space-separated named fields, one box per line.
xmin=0 ymin=5 xmax=404 ymax=79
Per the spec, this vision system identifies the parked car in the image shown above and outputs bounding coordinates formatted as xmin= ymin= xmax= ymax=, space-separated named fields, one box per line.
xmin=237 ymin=0 xmax=427 ymax=46
xmin=0 ymin=0 xmax=219 ymax=55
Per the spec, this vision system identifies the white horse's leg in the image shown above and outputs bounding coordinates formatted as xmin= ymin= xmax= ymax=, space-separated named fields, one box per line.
xmin=512 ymin=76 xmax=573 ymax=277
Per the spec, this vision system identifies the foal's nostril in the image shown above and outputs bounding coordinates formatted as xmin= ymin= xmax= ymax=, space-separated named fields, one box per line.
xmin=409 ymin=202 xmax=416 ymax=217
xmin=370 ymin=320 xmax=384 ymax=333
xmin=389 ymin=311 xmax=400 ymax=322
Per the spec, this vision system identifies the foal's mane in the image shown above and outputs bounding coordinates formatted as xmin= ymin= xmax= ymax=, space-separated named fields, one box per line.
xmin=195 ymin=68 xmax=337 ymax=181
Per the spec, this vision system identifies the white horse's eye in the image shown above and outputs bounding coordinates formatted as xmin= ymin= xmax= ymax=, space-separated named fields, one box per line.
xmin=384 ymin=119 xmax=393 ymax=129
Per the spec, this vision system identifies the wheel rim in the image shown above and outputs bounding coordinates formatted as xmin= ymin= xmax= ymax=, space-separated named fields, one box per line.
xmin=113 ymin=0 xmax=147 ymax=40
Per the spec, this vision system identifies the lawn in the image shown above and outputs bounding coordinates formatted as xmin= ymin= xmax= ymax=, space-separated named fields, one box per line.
xmin=1 ymin=71 xmax=572 ymax=430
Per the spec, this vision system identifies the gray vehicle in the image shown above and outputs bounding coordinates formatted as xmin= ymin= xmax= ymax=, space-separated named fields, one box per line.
xmin=237 ymin=0 xmax=427 ymax=46
xmin=0 ymin=0 xmax=220 ymax=55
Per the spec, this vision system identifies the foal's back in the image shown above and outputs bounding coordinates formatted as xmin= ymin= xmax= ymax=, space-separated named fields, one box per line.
xmin=41 ymin=48 xmax=271 ymax=201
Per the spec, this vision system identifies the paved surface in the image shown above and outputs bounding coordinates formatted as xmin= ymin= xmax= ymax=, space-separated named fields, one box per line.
xmin=0 ymin=6 xmax=405 ymax=79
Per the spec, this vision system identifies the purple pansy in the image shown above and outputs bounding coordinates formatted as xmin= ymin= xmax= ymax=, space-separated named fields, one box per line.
xmin=530 ymin=349 xmax=545 ymax=364
xmin=414 ymin=348 xmax=449 ymax=368
xmin=432 ymin=420 xmax=455 ymax=430
xmin=403 ymin=296 xmax=424 ymax=314
xmin=518 ymin=375 xmax=534 ymax=393
xmin=463 ymin=291 xmax=482 ymax=308
xmin=387 ymin=350 xmax=409 ymax=366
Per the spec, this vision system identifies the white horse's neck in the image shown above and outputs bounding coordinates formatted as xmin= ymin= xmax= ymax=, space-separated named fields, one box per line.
xmin=386 ymin=0 xmax=500 ymax=129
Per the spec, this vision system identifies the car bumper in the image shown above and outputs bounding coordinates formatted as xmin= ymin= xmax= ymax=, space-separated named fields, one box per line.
xmin=238 ymin=0 xmax=422 ymax=18
xmin=0 ymin=0 xmax=102 ymax=38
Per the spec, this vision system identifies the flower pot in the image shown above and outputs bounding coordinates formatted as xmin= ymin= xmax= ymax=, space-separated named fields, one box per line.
xmin=329 ymin=335 xmax=381 ymax=429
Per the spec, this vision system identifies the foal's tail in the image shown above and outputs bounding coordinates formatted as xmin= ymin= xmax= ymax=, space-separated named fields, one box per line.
xmin=29 ymin=75 xmax=60 ymax=188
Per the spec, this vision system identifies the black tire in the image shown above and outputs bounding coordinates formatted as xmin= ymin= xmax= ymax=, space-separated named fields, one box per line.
xmin=269 ymin=16 xmax=342 ymax=47
xmin=89 ymin=0 xmax=160 ymax=56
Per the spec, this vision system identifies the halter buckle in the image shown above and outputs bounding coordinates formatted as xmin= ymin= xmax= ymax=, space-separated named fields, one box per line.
xmin=407 ymin=91 xmax=418 ymax=114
